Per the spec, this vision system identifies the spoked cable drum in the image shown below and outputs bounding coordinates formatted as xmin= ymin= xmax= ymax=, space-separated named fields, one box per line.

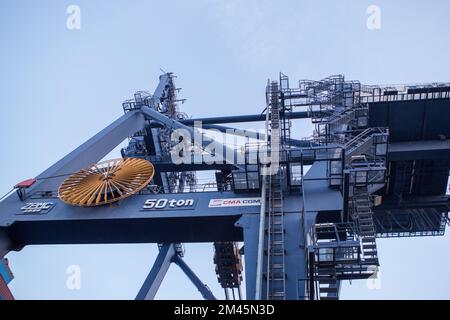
xmin=58 ymin=158 xmax=155 ymax=207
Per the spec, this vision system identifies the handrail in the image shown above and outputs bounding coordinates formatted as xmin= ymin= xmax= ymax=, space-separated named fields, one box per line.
xmin=360 ymin=90 xmax=450 ymax=104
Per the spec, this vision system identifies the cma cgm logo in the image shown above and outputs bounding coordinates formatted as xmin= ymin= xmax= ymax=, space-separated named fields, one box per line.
xmin=142 ymin=198 xmax=196 ymax=211
xmin=208 ymin=198 xmax=261 ymax=208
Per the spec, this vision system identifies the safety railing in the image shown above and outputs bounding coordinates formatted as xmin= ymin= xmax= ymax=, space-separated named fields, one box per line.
xmin=310 ymin=223 xmax=362 ymax=266
xmin=360 ymin=90 xmax=450 ymax=103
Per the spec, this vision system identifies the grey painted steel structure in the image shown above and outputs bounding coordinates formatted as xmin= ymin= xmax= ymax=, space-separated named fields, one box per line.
xmin=0 ymin=73 xmax=449 ymax=300
xmin=136 ymin=243 xmax=216 ymax=300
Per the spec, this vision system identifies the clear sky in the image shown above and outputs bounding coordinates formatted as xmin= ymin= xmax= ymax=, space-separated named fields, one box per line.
xmin=0 ymin=0 xmax=449 ymax=299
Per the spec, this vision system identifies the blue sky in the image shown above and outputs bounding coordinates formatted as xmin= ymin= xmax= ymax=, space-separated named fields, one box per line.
xmin=0 ymin=0 xmax=449 ymax=299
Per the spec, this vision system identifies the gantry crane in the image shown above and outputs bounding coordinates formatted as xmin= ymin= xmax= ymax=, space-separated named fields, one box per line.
xmin=1 ymin=73 xmax=449 ymax=300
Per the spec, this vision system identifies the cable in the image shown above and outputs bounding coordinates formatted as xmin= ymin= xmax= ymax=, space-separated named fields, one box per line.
xmin=0 ymin=188 xmax=15 ymax=202
xmin=0 ymin=172 xmax=76 ymax=203
xmin=35 ymin=172 xmax=75 ymax=181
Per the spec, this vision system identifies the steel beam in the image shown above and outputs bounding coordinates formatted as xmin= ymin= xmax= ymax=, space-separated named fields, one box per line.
xmin=202 ymin=124 xmax=264 ymax=139
xmin=255 ymin=175 xmax=267 ymax=300
xmin=140 ymin=106 xmax=241 ymax=167
xmin=151 ymin=73 xmax=172 ymax=102
xmin=27 ymin=110 xmax=147 ymax=194
xmin=201 ymin=124 xmax=317 ymax=149
xmin=0 ymin=191 xmax=263 ymax=246
xmin=141 ymin=106 xmax=193 ymax=134
xmin=146 ymin=73 xmax=173 ymax=193
xmin=375 ymin=195 xmax=450 ymax=210
xmin=388 ymin=140 xmax=450 ymax=161
xmin=148 ymin=161 xmax=233 ymax=172
xmin=178 ymin=111 xmax=321 ymax=125
xmin=235 ymin=214 xmax=259 ymax=299
xmin=136 ymin=243 xmax=176 ymax=300
xmin=173 ymin=256 xmax=216 ymax=300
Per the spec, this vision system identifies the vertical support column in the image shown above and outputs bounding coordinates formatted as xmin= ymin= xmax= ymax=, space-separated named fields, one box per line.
xmin=283 ymin=209 xmax=308 ymax=299
xmin=343 ymin=172 xmax=350 ymax=221
xmin=235 ymin=214 xmax=259 ymax=299
xmin=0 ymin=229 xmax=13 ymax=300
xmin=0 ymin=276 xmax=14 ymax=300
xmin=0 ymin=257 xmax=14 ymax=300
xmin=136 ymin=243 xmax=176 ymax=300
xmin=308 ymin=251 xmax=315 ymax=300
xmin=255 ymin=175 xmax=267 ymax=300
xmin=238 ymin=205 xmax=317 ymax=300
xmin=0 ymin=228 xmax=11 ymax=259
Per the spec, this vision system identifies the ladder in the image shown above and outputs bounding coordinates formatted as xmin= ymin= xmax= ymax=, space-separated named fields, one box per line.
xmin=266 ymin=171 xmax=286 ymax=300
xmin=281 ymin=107 xmax=292 ymax=146
xmin=278 ymin=79 xmax=292 ymax=146
xmin=265 ymin=81 xmax=286 ymax=300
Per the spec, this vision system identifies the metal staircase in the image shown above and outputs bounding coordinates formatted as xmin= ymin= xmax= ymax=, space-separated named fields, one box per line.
xmin=317 ymin=268 xmax=340 ymax=300
xmin=310 ymin=223 xmax=357 ymax=300
xmin=343 ymin=128 xmax=387 ymax=163
xmin=327 ymin=109 xmax=356 ymax=134
xmin=351 ymin=186 xmax=379 ymax=266
xmin=314 ymin=108 xmax=356 ymax=142
xmin=310 ymin=215 xmax=379 ymax=300
xmin=309 ymin=104 xmax=385 ymax=300
xmin=344 ymin=128 xmax=376 ymax=157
